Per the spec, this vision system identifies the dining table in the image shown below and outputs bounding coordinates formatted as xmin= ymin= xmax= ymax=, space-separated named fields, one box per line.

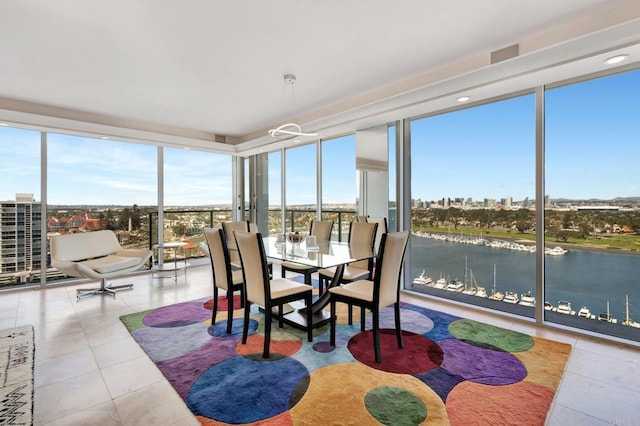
xmin=261 ymin=236 xmax=374 ymax=330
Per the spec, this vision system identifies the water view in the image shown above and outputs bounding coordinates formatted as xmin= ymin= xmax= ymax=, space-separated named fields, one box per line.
xmin=410 ymin=234 xmax=640 ymax=324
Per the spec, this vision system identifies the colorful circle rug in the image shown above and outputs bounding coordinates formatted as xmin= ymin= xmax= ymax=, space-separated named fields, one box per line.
xmin=120 ymin=296 xmax=571 ymax=425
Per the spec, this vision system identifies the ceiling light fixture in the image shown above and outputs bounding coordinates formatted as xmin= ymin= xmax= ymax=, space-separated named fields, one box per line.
xmin=604 ymin=54 xmax=629 ymax=65
xmin=457 ymin=96 xmax=471 ymax=103
xmin=268 ymin=74 xmax=318 ymax=138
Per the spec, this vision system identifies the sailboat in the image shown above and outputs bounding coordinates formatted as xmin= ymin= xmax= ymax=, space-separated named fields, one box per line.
xmin=488 ymin=264 xmax=504 ymax=301
xmin=623 ymin=294 xmax=640 ymax=328
xmin=462 ymin=268 xmax=477 ymax=295
xmin=598 ymin=300 xmax=618 ymax=323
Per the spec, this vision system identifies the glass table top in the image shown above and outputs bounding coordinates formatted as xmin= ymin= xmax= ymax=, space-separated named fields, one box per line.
xmin=261 ymin=236 xmax=373 ymax=269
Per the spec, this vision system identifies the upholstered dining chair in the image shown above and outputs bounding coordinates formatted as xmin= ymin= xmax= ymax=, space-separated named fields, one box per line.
xmin=317 ymin=221 xmax=378 ymax=295
xmin=280 ymin=220 xmax=334 ymax=285
xmin=222 ymin=221 xmax=251 ymax=269
xmin=329 ymin=230 xmax=410 ymax=363
xmin=234 ymin=231 xmax=313 ymax=358
xmin=365 ymin=217 xmax=388 ymax=256
xmin=204 ymin=227 xmax=244 ymax=334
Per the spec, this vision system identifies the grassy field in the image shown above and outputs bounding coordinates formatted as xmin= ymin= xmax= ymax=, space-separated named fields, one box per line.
xmin=414 ymin=225 xmax=640 ymax=254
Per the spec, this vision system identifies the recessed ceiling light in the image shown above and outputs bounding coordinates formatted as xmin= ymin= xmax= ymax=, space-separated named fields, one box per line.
xmin=100 ymin=136 xmax=109 ymax=140
xmin=0 ymin=123 xmax=8 ymax=126
xmin=457 ymin=96 xmax=471 ymax=103
xmin=604 ymin=54 xmax=629 ymax=65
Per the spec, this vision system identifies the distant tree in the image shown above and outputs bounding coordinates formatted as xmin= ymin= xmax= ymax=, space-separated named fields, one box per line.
xmin=578 ymin=223 xmax=592 ymax=239
xmin=131 ymin=204 xmax=142 ymax=230
xmin=562 ymin=211 xmax=574 ymax=229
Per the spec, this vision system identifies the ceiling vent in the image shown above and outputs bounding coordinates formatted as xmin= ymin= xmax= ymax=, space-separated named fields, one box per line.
xmin=491 ymin=44 xmax=520 ymax=64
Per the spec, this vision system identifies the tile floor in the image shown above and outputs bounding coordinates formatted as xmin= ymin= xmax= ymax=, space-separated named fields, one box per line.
xmin=1 ymin=261 xmax=639 ymax=425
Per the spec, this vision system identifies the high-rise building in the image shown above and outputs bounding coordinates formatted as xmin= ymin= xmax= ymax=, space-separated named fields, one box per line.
xmin=0 ymin=193 xmax=42 ymax=277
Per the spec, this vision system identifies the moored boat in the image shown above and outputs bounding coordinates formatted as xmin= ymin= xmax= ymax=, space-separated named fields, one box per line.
xmin=488 ymin=264 xmax=504 ymax=301
xmin=578 ymin=306 xmax=595 ymax=319
xmin=433 ymin=276 xmax=447 ymax=289
xmin=445 ymin=280 xmax=464 ymax=292
xmin=557 ymin=301 xmax=576 ymax=315
xmin=462 ymin=269 xmax=478 ymax=295
xmin=413 ymin=269 xmax=433 ymax=286
xmin=519 ymin=291 xmax=535 ymax=307
xmin=503 ymin=291 xmax=519 ymax=304
xmin=623 ymin=294 xmax=640 ymax=328
xmin=598 ymin=301 xmax=617 ymax=323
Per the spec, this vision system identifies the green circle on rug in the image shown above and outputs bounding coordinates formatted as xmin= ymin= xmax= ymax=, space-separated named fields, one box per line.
xmin=364 ymin=386 xmax=427 ymax=425
xmin=449 ymin=319 xmax=534 ymax=352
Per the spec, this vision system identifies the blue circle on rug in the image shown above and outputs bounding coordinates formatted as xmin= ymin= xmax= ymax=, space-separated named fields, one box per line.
xmin=187 ymin=355 xmax=310 ymax=423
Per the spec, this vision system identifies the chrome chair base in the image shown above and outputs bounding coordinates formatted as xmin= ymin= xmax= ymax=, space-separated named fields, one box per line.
xmin=76 ymin=280 xmax=134 ymax=300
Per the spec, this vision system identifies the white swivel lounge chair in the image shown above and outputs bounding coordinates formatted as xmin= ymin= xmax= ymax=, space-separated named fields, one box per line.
xmin=50 ymin=230 xmax=152 ymax=300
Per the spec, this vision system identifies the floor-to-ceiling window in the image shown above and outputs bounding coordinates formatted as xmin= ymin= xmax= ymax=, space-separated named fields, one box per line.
xmin=163 ymin=147 xmax=232 ymax=258
xmin=46 ymin=134 xmax=157 ymax=282
xmin=409 ymin=94 xmax=536 ymax=316
xmin=321 ymin=134 xmax=356 ymax=241
xmin=545 ymin=68 xmax=640 ymax=340
xmin=268 ymin=151 xmax=282 ymax=235
xmin=285 ymin=143 xmax=317 ymax=233
xmin=388 ymin=125 xmax=397 ymax=232
xmin=0 ymin=126 xmax=41 ymax=288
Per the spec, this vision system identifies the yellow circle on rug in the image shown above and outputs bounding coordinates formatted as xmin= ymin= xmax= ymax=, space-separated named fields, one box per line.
xmin=289 ymin=362 xmax=447 ymax=424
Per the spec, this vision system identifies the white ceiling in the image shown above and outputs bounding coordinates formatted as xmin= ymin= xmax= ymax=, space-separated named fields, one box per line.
xmin=1 ymin=0 xmax=640 ymax=155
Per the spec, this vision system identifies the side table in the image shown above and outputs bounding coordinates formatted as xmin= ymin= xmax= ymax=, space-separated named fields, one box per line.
xmin=152 ymin=242 xmax=190 ymax=281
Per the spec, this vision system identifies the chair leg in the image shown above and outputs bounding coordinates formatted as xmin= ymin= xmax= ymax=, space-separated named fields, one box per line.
xmin=226 ymin=289 xmax=234 ymax=334
xmin=281 ymin=266 xmax=286 ymax=278
xmin=395 ymin=302 xmax=403 ymax=349
xmin=304 ymin=271 xmax=312 ymax=286
xmin=278 ymin=304 xmax=284 ymax=328
xmin=212 ymin=287 xmax=219 ymax=325
xmin=373 ymin=308 xmax=381 ymax=363
xmin=263 ymin=308 xmax=272 ymax=358
xmin=348 ymin=304 xmax=353 ymax=325
xmin=242 ymin=302 xmax=250 ymax=344
xmin=306 ymin=292 xmax=313 ymax=342
xmin=330 ymin=299 xmax=337 ymax=346
xmin=360 ymin=307 xmax=366 ymax=331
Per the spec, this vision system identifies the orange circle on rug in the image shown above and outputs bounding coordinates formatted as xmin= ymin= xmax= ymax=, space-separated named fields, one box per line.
xmin=236 ymin=331 xmax=303 ymax=358
xmin=446 ymin=380 xmax=554 ymax=425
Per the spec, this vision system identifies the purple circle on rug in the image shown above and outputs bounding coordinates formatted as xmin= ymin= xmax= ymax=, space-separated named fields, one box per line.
xmin=187 ymin=355 xmax=309 ymax=423
xmin=143 ymin=300 xmax=211 ymax=328
xmin=439 ymin=338 xmax=527 ymax=385
xmin=313 ymin=341 xmax=336 ymax=353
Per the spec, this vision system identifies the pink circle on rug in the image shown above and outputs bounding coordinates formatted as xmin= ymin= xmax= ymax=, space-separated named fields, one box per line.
xmin=203 ymin=295 xmax=244 ymax=312
xmin=348 ymin=330 xmax=443 ymax=374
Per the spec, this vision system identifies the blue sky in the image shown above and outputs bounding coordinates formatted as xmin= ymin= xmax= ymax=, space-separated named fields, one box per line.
xmin=1 ymin=68 xmax=638 ymax=206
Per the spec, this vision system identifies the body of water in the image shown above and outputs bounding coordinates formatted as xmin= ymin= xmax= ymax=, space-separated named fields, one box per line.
xmin=409 ymin=235 xmax=640 ymax=322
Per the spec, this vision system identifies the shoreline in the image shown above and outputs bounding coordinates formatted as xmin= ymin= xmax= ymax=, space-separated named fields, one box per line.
xmin=415 ymin=230 xmax=640 ymax=256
